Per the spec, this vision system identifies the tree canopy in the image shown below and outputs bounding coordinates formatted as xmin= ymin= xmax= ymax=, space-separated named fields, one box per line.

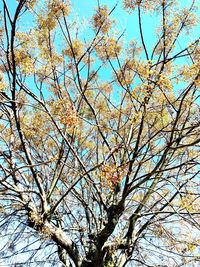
xmin=0 ymin=0 xmax=200 ymax=266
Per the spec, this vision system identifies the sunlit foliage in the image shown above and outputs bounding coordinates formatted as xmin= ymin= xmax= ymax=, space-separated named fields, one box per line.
xmin=0 ymin=0 xmax=199 ymax=266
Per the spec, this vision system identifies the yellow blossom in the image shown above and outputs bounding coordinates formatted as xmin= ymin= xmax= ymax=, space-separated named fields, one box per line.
xmin=63 ymin=40 xmax=84 ymax=58
xmin=92 ymin=6 xmax=113 ymax=34
xmin=95 ymin=37 xmax=122 ymax=60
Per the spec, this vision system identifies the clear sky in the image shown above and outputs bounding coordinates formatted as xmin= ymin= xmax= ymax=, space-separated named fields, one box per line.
xmin=71 ymin=0 xmax=157 ymax=47
xmin=3 ymin=0 xmax=199 ymax=55
xmin=71 ymin=0 xmax=199 ymax=53
xmin=0 ymin=1 xmax=199 ymax=265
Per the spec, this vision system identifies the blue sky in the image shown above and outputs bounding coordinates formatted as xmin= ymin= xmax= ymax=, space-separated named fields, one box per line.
xmin=71 ymin=0 xmax=157 ymax=47
xmin=0 ymin=1 xmax=199 ymax=266
xmin=3 ymin=0 xmax=199 ymax=57
xmin=71 ymin=0 xmax=199 ymax=52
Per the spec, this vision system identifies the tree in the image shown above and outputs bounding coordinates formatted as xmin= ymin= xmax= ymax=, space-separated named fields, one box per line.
xmin=0 ymin=0 xmax=200 ymax=266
